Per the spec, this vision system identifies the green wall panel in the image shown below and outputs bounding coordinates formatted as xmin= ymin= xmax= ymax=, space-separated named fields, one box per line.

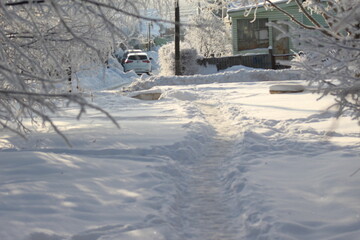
xmin=229 ymin=2 xmax=325 ymax=55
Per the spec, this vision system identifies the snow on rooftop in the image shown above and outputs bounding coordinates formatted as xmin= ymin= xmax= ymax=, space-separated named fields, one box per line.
xmin=228 ymin=0 xmax=289 ymax=13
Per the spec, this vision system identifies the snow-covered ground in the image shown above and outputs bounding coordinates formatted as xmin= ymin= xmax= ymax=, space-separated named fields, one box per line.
xmin=0 ymin=66 xmax=359 ymax=240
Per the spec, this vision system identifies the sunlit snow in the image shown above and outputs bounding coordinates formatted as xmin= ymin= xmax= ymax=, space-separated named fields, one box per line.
xmin=0 ymin=64 xmax=359 ymax=240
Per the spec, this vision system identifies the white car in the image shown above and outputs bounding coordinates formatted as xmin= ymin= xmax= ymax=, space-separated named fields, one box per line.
xmin=122 ymin=52 xmax=152 ymax=75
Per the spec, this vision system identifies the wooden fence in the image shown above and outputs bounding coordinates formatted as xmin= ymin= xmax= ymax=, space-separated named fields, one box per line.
xmin=198 ymin=50 xmax=293 ymax=71
xmin=198 ymin=53 xmax=273 ymax=71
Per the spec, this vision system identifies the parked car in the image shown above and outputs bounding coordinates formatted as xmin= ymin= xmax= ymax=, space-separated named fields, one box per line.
xmin=121 ymin=49 xmax=143 ymax=62
xmin=122 ymin=51 xmax=152 ymax=75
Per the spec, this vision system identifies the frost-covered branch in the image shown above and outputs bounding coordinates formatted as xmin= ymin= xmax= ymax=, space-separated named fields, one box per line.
xmin=236 ymin=0 xmax=359 ymax=122
xmin=4 ymin=0 xmax=45 ymax=6
xmin=0 ymin=0 xmax=172 ymax=142
xmin=285 ymin=0 xmax=360 ymax=122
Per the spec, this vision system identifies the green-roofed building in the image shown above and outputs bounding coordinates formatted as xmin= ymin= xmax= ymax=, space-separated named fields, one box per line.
xmin=228 ymin=0 xmax=327 ymax=56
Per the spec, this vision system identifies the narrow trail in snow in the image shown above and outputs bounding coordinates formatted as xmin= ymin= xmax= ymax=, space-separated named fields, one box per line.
xmin=173 ymin=101 xmax=240 ymax=240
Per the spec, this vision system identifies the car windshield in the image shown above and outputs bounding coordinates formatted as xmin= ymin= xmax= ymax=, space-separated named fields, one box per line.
xmin=128 ymin=54 xmax=148 ymax=61
xmin=128 ymin=56 xmax=137 ymax=60
xmin=138 ymin=55 xmax=148 ymax=60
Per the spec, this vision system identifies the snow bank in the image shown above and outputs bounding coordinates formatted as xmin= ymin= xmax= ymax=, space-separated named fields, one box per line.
xmin=127 ymin=68 xmax=302 ymax=91
xmin=160 ymin=89 xmax=199 ymax=101
xmin=75 ymin=66 xmax=138 ymax=91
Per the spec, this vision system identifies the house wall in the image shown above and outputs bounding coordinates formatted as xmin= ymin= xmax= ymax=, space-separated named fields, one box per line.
xmin=229 ymin=2 xmax=325 ymax=55
xmin=303 ymin=11 xmax=328 ymax=27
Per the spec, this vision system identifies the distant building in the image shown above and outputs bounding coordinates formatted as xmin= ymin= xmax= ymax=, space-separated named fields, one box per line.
xmin=228 ymin=0 xmax=327 ymax=56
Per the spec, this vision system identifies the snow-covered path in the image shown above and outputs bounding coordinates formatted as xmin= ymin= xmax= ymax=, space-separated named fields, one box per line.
xmin=172 ymin=101 xmax=240 ymax=240
xmin=1 ymin=78 xmax=359 ymax=240
xmin=157 ymin=82 xmax=360 ymax=240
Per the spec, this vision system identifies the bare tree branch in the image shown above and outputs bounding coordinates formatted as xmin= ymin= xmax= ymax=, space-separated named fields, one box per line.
xmin=294 ymin=0 xmax=321 ymax=28
xmin=265 ymin=0 xmax=335 ymax=38
xmin=1 ymin=0 xmax=176 ymax=143
xmin=4 ymin=0 xmax=45 ymax=6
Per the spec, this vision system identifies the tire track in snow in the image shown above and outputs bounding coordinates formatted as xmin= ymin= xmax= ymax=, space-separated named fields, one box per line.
xmin=170 ymin=101 xmax=240 ymax=240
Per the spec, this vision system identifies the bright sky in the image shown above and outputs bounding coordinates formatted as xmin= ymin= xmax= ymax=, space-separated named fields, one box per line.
xmin=165 ymin=0 xmax=198 ymax=23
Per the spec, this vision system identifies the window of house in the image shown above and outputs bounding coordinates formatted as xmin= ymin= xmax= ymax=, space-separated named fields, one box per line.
xmin=237 ymin=18 xmax=269 ymax=51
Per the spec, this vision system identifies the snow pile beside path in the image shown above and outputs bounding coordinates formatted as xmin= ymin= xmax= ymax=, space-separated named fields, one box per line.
xmin=127 ymin=68 xmax=302 ymax=91
xmin=269 ymin=84 xmax=305 ymax=93
xmin=147 ymin=51 xmax=160 ymax=72
xmin=160 ymin=89 xmax=200 ymax=101
xmin=75 ymin=66 xmax=139 ymax=91
xmin=219 ymin=64 xmax=256 ymax=72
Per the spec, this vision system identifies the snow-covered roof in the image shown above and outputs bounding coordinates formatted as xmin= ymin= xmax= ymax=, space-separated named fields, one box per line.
xmin=228 ymin=0 xmax=289 ymax=13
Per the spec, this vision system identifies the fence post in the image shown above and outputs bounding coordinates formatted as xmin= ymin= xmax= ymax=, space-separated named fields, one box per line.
xmin=268 ymin=47 xmax=276 ymax=69
xmin=174 ymin=0 xmax=182 ymax=75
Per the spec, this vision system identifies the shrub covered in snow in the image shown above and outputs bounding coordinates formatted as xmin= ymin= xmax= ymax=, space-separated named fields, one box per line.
xmin=184 ymin=11 xmax=232 ymax=58
xmin=158 ymin=42 xmax=200 ymax=76
xmin=263 ymin=0 xmax=360 ymax=123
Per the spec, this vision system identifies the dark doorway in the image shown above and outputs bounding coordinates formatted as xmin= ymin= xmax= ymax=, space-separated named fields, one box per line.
xmin=272 ymin=22 xmax=290 ymax=59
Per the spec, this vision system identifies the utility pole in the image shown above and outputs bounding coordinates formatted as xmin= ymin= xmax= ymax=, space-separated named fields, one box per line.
xmin=221 ymin=0 xmax=226 ymax=20
xmin=174 ymin=0 xmax=181 ymax=75
xmin=148 ymin=22 xmax=152 ymax=52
